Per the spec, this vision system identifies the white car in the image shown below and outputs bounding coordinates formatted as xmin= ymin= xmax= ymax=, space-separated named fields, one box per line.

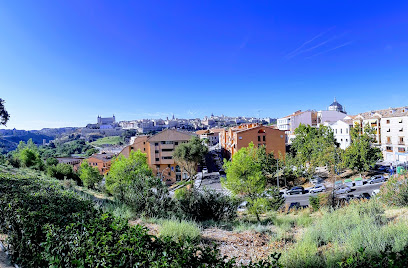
xmin=310 ymin=176 xmax=324 ymax=185
xmin=310 ymin=184 xmax=326 ymax=193
xmin=372 ymin=189 xmax=380 ymax=196
xmin=202 ymin=167 xmax=208 ymax=174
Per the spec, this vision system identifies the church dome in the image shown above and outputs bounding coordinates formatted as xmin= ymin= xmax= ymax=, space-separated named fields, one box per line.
xmin=328 ymin=97 xmax=346 ymax=113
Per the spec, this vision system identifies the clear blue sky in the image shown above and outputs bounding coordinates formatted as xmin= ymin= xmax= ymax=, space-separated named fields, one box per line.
xmin=1 ymin=1 xmax=408 ymax=130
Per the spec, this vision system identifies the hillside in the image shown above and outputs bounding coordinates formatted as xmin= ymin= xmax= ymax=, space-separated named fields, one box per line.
xmin=90 ymin=136 xmax=124 ymax=146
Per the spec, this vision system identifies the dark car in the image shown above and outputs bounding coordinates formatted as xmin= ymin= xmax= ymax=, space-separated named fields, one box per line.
xmin=287 ymin=186 xmax=305 ymax=195
xmin=358 ymin=192 xmax=371 ymax=200
xmin=288 ymin=202 xmax=301 ymax=211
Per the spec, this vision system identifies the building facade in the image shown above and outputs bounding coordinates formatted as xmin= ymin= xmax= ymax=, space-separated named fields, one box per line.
xmin=87 ymin=153 xmax=115 ymax=175
xmin=219 ymin=123 xmax=286 ymax=159
xmin=120 ymin=129 xmax=195 ymax=184
xmin=324 ymin=119 xmax=353 ymax=150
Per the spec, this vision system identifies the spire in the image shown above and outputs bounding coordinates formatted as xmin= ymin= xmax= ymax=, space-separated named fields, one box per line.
xmin=334 ymin=97 xmax=337 ymax=102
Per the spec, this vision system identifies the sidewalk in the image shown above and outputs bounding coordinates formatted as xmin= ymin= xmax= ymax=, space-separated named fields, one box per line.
xmin=0 ymin=247 xmax=13 ymax=268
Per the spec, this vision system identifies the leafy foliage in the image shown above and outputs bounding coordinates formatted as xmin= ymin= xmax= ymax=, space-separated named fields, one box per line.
xmin=343 ymin=123 xmax=382 ymax=173
xmin=222 ymin=143 xmax=281 ymax=221
xmin=175 ymin=188 xmax=239 ymax=222
xmin=0 ymin=98 xmax=10 ymax=125
xmin=78 ymin=160 xmax=102 ymax=189
xmin=106 ymin=150 xmax=153 ymax=198
xmin=173 ymin=136 xmax=208 ymax=180
xmin=378 ymin=175 xmax=408 ymax=206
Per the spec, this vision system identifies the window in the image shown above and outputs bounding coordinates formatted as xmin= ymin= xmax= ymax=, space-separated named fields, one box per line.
xmin=143 ymin=148 xmax=145 ymax=151
xmin=175 ymin=142 xmax=178 ymax=145
xmin=386 ymin=120 xmax=390 ymax=124
xmin=340 ymin=129 xmax=343 ymax=134
xmin=346 ymin=139 xmax=348 ymax=142
xmin=398 ymin=147 xmax=406 ymax=153
xmin=168 ymin=172 xmax=171 ymax=176
xmin=387 ymin=137 xmax=391 ymax=144
xmin=168 ymin=164 xmax=171 ymax=168
xmin=239 ymin=136 xmax=242 ymax=140
xmin=161 ymin=148 xmax=173 ymax=152
xmin=399 ymin=137 xmax=405 ymax=145
xmin=130 ymin=146 xmax=134 ymax=150
xmin=346 ymin=129 xmax=348 ymax=134
xmin=155 ymin=143 xmax=159 ymax=146
xmin=176 ymin=174 xmax=181 ymax=181
xmin=386 ymin=146 xmax=393 ymax=152
xmin=155 ymin=158 xmax=159 ymax=161
xmin=155 ymin=150 xmax=159 ymax=153
xmin=341 ymin=139 xmax=343 ymax=142
xmin=263 ymin=136 xmax=266 ymax=141
xmin=162 ymin=156 xmax=173 ymax=160
xmin=335 ymin=129 xmax=337 ymax=134
xmin=258 ymin=136 xmax=261 ymax=141
xmin=161 ymin=141 xmax=173 ymax=144
xmin=143 ymin=142 xmax=145 ymax=144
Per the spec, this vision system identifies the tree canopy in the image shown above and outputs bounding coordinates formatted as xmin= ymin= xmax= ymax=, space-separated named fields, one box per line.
xmin=0 ymin=98 xmax=10 ymax=126
xmin=105 ymin=150 xmax=153 ymax=199
xmin=222 ymin=143 xmax=283 ymax=221
xmin=343 ymin=123 xmax=382 ymax=173
xmin=173 ymin=136 xmax=208 ymax=180
xmin=79 ymin=160 xmax=102 ymax=189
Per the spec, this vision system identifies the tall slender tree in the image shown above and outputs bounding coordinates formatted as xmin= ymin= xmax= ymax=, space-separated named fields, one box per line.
xmin=0 ymin=98 xmax=9 ymax=126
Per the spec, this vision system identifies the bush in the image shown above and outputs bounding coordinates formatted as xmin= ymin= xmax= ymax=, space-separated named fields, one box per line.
xmin=78 ymin=160 xmax=102 ymax=189
xmin=159 ymin=219 xmax=201 ymax=242
xmin=281 ymin=200 xmax=408 ymax=267
xmin=378 ymin=175 xmax=408 ymax=206
xmin=120 ymin=175 xmax=174 ymax=218
xmin=0 ymin=173 xmax=281 ymax=267
xmin=309 ymin=195 xmax=320 ymax=211
xmin=175 ymin=188 xmax=239 ymax=222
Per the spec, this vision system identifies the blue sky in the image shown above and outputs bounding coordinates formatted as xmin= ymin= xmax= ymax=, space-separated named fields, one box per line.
xmin=1 ymin=1 xmax=408 ymax=130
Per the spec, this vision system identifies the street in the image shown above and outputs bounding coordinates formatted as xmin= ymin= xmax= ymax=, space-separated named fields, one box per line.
xmin=283 ymin=182 xmax=384 ymax=206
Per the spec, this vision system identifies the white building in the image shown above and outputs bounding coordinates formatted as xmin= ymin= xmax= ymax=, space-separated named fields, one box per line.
xmin=379 ymin=107 xmax=408 ymax=163
xmin=324 ymin=119 xmax=353 ymax=150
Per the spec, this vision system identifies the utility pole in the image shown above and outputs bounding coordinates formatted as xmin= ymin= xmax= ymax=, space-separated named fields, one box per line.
xmin=276 ymin=158 xmax=279 ymax=188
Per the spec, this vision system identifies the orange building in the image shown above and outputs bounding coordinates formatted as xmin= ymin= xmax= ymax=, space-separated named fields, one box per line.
xmin=86 ymin=153 xmax=115 ymax=175
xmin=120 ymin=129 xmax=195 ymax=184
xmin=219 ymin=123 xmax=286 ymax=159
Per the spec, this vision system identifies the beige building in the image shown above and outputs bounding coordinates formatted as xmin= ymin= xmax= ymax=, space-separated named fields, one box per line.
xmin=120 ymin=129 xmax=196 ymax=184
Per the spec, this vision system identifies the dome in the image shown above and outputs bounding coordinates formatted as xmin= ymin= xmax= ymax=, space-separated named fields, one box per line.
xmin=328 ymin=97 xmax=346 ymax=113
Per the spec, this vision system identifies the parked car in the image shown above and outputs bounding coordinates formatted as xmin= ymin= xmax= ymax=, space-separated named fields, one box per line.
xmin=288 ymin=202 xmax=301 ymax=211
xmin=202 ymin=167 xmax=208 ymax=174
xmin=310 ymin=176 xmax=324 ymax=185
xmin=334 ymin=185 xmax=351 ymax=195
xmin=358 ymin=192 xmax=371 ymax=200
xmin=368 ymin=175 xmax=386 ymax=184
xmin=237 ymin=201 xmax=247 ymax=212
xmin=287 ymin=186 xmax=305 ymax=195
xmin=310 ymin=184 xmax=326 ymax=193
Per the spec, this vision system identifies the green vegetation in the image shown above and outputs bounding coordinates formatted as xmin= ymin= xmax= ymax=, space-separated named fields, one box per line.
xmin=344 ymin=123 xmax=383 ymax=174
xmin=0 ymin=98 xmax=10 ymax=125
xmin=173 ymin=136 xmax=208 ymax=180
xmin=106 ymin=150 xmax=153 ymax=197
xmin=39 ymin=139 xmax=97 ymax=158
xmin=78 ymin=160 xmax=102 ymax=189
xmin=90 ymin=135 xmax=124 ymax=146
xmin=159 ymin=218 xmax=201 ymax=242
xmin=0 ymin=172 xmax=280 ymax=267
xmin=223 ymin=143 xmax=284 ymax=221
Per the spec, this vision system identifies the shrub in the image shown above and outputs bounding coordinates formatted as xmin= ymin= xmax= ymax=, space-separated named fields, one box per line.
xmin=120 ymin=175 xmax=174 ymax=218
xmin=78 ymin=160 xmax=102 ymax=189
xmin=378 ymin=175 xmax=408 ymax=206
xmin=175 ymin=188 xmax=239 ymax=222
xmin=159 ymin=219 xmax=201 ymax=242
xmin=309 ymin=195 xmax=320 ymax=211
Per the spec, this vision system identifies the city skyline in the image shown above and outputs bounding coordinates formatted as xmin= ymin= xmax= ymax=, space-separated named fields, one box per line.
xmin=1 ymin=1 xmax=408 ymax=130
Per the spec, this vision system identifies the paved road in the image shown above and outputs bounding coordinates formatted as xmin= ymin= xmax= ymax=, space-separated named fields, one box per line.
xmin=284 ymin=182 xmax=384 ymax=206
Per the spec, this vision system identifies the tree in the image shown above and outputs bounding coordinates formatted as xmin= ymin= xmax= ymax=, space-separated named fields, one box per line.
xmin=47 ymin=163 xmax=76 ymax=181
xmin=222 ymin=143 xmax=283 ymax=222
xmin=79 ymin=160 xmax=102 ymax=189
xmin=173 ymin=136 xmax=208 ymax=182
xmin=291 ymin=124 xmax=339 ymax=178
xmin=45 ymin=157 xmax=59 ymax=166
xmin=0 ymin=98 xmax=10 ymax=126
xmin=13 ymin=139 xmax=43 ymax=169
xmin=105 ymin=150 xmax=153 ymax=199
xmin=343 ymin=123 xmax=382 ymax=174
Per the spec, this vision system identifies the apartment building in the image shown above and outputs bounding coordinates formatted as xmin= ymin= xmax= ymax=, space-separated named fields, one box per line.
xmin=219 ymin=123 xmax=286 ymax=159
xmin=56 ymin=157 xmax=84 ymax=172
xmin=87 ymin=153 xmax=116 ymax=175
xmin=120 ymin=129 xmax=195 ymax=184
xmin=379 ymin=107 xmax=408 ymax=163
xmin=324 ymin=119 xmax=353 ymax=150
xmin=196 ymin=128 xmax=223 ymax=146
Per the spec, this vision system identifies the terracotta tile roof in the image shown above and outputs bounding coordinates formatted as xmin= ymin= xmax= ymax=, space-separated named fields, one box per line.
xmin=89 ymin=153 xmax=116 ymax=162
xmin=281 ymin=110 xmax=304 ymax=119
xmin=147 ymin=129 xmax=196 ymax=142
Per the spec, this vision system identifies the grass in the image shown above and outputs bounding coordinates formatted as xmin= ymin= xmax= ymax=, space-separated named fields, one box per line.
xmin=159 ymin=219 xmax=201 ymax=242
xmin=91 ymin=136 xmax=123 ymax=146
xmin=280 ymin=199 xmax=408 ymax=267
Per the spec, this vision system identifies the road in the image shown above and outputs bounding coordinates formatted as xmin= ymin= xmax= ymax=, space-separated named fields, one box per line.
xmin=284 ymin=182 xmax=384 ymax=206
